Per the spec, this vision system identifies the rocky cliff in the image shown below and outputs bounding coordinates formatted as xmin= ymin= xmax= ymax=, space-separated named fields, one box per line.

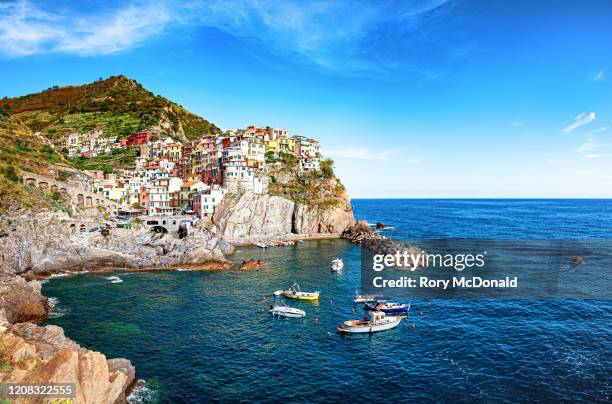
xmin=212 ymin=191 xmax=355 ymax=243
xmin=0 ymin=274 xmax=135 ymax=404
xmin=0 ymin=321 xmax=135 ymax=403
xmin=0 ymin=211 xmax=233 ymax=277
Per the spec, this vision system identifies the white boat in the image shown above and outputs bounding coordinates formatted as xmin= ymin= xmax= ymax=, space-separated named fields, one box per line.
xmin=331 ymin=258 xmax=344 ymax=271
xmin=337 ymin=311 xmax=405 ymax=334
xmin=105 ymin=276 xmax=123 ymax=284
xmin=353 ymin=291 xmax=377 ymax=303
xmin=256 ymin=243 xmax=268 ymax=248
xmin=269 ymin=305 xmax=306 ymax=318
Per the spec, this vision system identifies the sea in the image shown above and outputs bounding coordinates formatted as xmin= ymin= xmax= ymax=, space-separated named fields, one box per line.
xmin=43 ymin=199 xmax=612 ymax=403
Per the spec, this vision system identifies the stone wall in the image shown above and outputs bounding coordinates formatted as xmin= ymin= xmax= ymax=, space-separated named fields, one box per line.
xmin=20 ymin=171 xmax=117 ymax=209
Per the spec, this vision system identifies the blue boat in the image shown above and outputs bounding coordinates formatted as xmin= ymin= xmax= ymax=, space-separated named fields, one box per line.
xmin=364 ymin=302 xmax=410 ymax=314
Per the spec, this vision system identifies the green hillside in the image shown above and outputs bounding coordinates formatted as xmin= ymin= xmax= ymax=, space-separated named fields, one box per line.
xmin=1 ymin=75 xmax=221 ymax=141
xmin=0 ymin=117 xmax=68 ymax=211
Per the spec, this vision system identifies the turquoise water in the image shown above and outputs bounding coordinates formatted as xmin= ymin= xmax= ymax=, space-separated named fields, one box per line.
xmin=43 ymin=200 xmax=612 ymax=402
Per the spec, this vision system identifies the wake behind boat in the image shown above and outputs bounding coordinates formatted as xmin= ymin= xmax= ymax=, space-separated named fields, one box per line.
xmin=269 ymin=305 xmax=306 ymax=318
xmin=338 ymin=311 xmax=405 ymax=334
xmin=282 ymin=282 xmax=320 ymax=301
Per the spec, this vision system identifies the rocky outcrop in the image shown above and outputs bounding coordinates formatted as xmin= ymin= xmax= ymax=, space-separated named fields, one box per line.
xmin=292 ymin=203 xmax=354 ymax=235
xmin=213 ymin=191 xmax=356 ymax=243
xmin=238 ymin=259 xmax=266 ymax=270
xmin=0 ymin=212 xmax=233 ymax=277
xmin=1 ymin=322 xmax=135 ymax=404
xmin=0 ymin=275 xmax=48 ymax=323
xmin=343 ymin=220 xmax=423 ymax=269
xmin=213 ymin=192 xmax=294 ymax=240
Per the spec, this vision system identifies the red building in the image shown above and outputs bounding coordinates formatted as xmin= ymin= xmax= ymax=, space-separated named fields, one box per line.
xmin=126 ymin=130 xmax=157 ymax=146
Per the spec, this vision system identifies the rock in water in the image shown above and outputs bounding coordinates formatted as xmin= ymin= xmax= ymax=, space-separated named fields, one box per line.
xmin=376 ymin=223 xmax=387 ymax=229
xmin=238 ymin=259 xmax=266 ymax=270
xmin=570 ymin=255 xmax=584 ymax=265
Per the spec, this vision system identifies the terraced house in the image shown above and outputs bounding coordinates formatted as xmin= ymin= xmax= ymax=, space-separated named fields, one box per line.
xmin=59 ymin=124 xmax=322 ymax=216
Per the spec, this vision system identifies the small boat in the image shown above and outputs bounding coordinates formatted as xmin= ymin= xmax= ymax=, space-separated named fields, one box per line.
xmin=364 ymin=302 xmax=410 ymax=314
xmin=354 ymin=291 xmax=377 ymax=303
xmin=331 ymin=258 xmax=344 ymax=271
xmin=105 ymin=276 xmax=123 ymax=284
xmin=269 ymin=305 xmax=306 ymax=318
xmin=338 ymin=311 xmax=405 ymax=334
xmin=256 ymin=243 xmax=268 ymax=248
xmin=570 ymin=255 xmax=584 ymax=265
xmin=282 ymin=282 xmax=320 ymax=300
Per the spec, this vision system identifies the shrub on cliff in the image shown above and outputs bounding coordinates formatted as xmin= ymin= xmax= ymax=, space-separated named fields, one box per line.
xmin=320 ymin=158 xmax=334 ymax=178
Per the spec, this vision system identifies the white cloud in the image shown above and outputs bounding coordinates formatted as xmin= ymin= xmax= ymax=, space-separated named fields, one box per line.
xmin=576 ymin=126 xmax=611 ymax=159
xmin=56 ymin=4 xmax=171 ymax=55
xmin=576 ymin=136 xmax=597 ymax=154
xmin=562 ymin=112 xmax=596 ymax=134
xmin=585 ymin=125 xmax=610 ymax=136
xmin=583 ymin=153 xmax=612 ymax=160
xmin=0 ymin=0 xmax=171 ymax=56
xmin=592 ymin=66 xmax=607 ymax=82
xmin=326 ymin=146 xmax=420 ymax=163
xmin=0 ymin=0 xmax=453 ymax=73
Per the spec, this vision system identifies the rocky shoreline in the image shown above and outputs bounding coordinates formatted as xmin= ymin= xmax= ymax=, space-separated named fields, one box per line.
xmin=0 ymin=189 xmax=422 ymax=402
xmin=0 ymin=189 xmax=358 ymax=402
xmin=0 ymin=275 xmax=136 ymax=403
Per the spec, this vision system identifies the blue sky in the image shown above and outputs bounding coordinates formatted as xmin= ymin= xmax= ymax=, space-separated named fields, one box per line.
xmin=1 ymin=0 xmax=611 ymax=197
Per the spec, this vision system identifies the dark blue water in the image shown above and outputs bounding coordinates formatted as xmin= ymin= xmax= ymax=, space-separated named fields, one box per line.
xmin=44 ymin=200 xmax=612 ymax=403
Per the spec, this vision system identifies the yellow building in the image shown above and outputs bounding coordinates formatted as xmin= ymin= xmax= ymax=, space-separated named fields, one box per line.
xmin=163 ymin=143 xmax=183 ymax=162
xmin=265 ymin=139 xmax=279 ymax=154
xmin=278 ymin=137 xmax=297 ymax=155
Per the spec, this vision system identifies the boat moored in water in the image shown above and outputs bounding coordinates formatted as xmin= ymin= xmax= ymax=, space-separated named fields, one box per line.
xmin=353 ymin=291 xmax=377 ymax=303
xmin=269 ymin=305 xmax=306 ymax=318
xmin=338 ymin=311 xmax=405 ymax=334
xmin=364 ymin=302 xmax=410 ymax=314
xmin=282 ymin=282 xmax=320 ymax=300
xmin=331 ymin=258 xmax=344 ymax=271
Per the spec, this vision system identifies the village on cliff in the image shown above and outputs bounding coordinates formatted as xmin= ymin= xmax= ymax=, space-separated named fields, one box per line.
xmin=40 ymin=125 xmax=322 ymax=219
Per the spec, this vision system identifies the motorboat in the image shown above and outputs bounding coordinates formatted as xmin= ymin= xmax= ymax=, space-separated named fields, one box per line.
xmin=331 ymin=258 xmax=344 ymax=271
xmin=256 ymin=243 xmax=268 ymax=248
xmin=338 ymin=311 xmax=405 ymax=334
xmin=364 ymin=302 xmax=410 ymax=314
xmin=282 ymin=282 xmax=320 ymax=301
xmin=353 ymin=291 xmax=377 ymax=303
xmin=269 ymin=305 xmax=306 ymax=318
xmin=105 ymin=276 xmax=123 ymax=284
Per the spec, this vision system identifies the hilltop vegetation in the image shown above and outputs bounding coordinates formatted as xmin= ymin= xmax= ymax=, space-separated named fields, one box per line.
xmin=268 ymin=156 xmax=347 ymax=209
xmin=1 ymin=75 xmax=220 ymax=141
xmin=0 ymin=118 xmax=68 ymax=211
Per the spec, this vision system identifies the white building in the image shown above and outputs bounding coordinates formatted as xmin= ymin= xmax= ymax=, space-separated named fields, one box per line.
xmin=195 ymin=185 xmax=226 ymax=217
